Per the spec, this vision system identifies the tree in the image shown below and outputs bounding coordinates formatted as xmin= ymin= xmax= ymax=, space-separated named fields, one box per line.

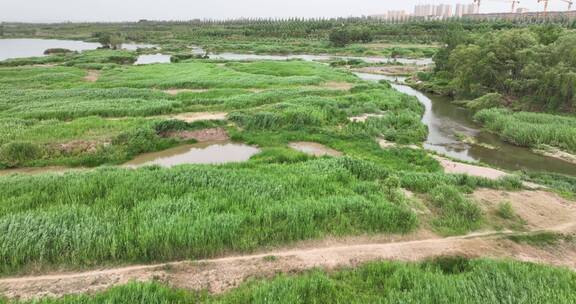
xmin=94 ymin=32 xmax=125 ymax=50
xmin=329 ymin=29 xmax=350 ymax=47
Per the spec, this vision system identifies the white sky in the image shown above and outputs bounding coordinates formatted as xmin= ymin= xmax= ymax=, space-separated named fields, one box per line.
xmin=0 ymin=0 xmax=571 ymax=23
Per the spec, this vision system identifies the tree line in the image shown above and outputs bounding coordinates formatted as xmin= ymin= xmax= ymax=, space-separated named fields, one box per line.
xmin=432 ymin=24 xmax=576 ymax=112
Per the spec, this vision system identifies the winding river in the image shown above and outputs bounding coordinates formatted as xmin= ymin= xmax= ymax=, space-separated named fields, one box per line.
xmin=354 ymin=73 xmax=576 ymax=175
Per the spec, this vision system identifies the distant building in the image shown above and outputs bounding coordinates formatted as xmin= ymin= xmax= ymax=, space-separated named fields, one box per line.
xmin=455 ymin=4 xmax=464 ymax=17
xmin=516 ymin=7 xmax=530 ymax=13
xmin=387 ymin=10 xmax=408 ymax=21
xmin=464 ymin=3 xmax=479 ymax=15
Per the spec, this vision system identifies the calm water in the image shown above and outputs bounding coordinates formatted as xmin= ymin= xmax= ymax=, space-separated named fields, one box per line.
xmin=0 ymin=39 xmax=154 ymax=61
xmin=355 ymin=72 xmax=576 ymax=175
xmin=135 ymin=54 xmax=171 ymax=65
xmin=123 ymin=141 xmax=261 ymax=168
xmin=209 ymin=52 xmax=431 ymax=65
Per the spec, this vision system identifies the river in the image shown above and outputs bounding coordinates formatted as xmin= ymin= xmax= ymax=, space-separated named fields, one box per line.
xmin=354 ymin=73 xmax=576 ymax=175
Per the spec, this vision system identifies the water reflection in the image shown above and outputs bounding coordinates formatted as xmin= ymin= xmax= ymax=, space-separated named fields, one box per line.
xmin=354 ymin=72 xmax=576 ymax=175
xmin=123 ymin=141 xmax=261 ymax=168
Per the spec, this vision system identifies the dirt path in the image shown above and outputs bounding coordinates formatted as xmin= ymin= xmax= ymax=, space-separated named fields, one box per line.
xmin=1 ymin=190 xmax=575 ymax=300
xmin=1 ymin=227 xmax=575 ymax=300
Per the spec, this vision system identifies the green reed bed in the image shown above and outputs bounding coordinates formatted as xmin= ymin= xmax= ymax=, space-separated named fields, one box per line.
xmin=474 ymin=108 xmax=576 ymax=153
xmin=94 ymin=60 xmax=357 ymax=90
xmin=7 ymin=258 xmax=575 ymax=304
xmin=0 ymin=158 xmax=418 ymax=275
xmin=0 ymin=118 xmax=222 ymax=168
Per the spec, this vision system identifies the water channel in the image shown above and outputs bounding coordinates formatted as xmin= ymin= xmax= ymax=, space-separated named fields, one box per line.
xmin=354 ymin=73 xmax=576 ymax=175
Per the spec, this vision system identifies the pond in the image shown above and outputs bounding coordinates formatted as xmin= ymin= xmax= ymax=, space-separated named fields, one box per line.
xmin=134 ymin=54 xmax=171 ymax=65
xmin=123 ymin=141 xmax=261 ymax=168
xmin=0 ymin=38 xmax=154 ymax=61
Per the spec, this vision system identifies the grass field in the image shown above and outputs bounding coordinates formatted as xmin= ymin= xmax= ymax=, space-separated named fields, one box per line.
xmin=0 ymin=48 xmax=528 ymax=276
xmin=4 ymin=258 xmax=575 ymax=303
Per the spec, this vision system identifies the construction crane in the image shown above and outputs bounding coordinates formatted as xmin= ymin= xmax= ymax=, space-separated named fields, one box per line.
xmin=538 ymin=0 xmax=573 ymax=12
xmin=474 ymin=0 xmax=521 ymax=13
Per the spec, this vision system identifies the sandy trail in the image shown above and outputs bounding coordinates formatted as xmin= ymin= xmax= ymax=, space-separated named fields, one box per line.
xmin=1 ymin=227 xmax=575 ymax=300
xmin=1 ymin=190 xmax=575 ymax=300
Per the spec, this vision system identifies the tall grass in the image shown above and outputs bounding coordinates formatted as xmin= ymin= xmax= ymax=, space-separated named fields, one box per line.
xmin=475 ymin=108 xmax=576 ymax=152
xmin=10 ymin=259 xmax=576 ymax=304
xmin=0 ymin=159 xmax=418 ymax=275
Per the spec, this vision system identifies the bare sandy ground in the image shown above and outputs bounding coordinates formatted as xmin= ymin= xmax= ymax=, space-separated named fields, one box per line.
xmin=348 ymin=113 xmax=386 ymax=123
xmin=164 ymin=127 xmax=229 ymax=142
xmin=435 ymin=156 xmax=508 ymax=180
xmin=288 ymin=142 xmax=343 ymax=157
xmin=168 ymin=112 xmax=228 ymax=123
xmin=1 ymin=189 xmax=575 ymax=300
xmin=82 ymin=70 xmax=100 ymax=82
xmin=163 ymin=89 xmax=209 ymax=95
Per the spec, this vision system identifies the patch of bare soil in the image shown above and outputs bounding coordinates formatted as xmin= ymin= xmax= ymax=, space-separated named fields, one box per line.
xmin=288 ymin=142 xmax=342 ymax=157
xmin=53 ymin=140 xmax=109 ymax=154
xmin=32 ymin=64 xmax=57 ymax=67
xmin=353 ymin=65 xmax=430 ymax=76
xmin=163 ymin=89 xmax=209 ymax=95
xmin=377 ymin=138 xmax=419 ymax=150
xmin=533 ymin=146 xmax=576 ymax=165
xmin=169 ymin=112 xmax=228 ymax=123
xmin=473 ymin=189 xmax=576 ymax=231
xmin=164 ymin=127 xmax=229 ymax=142
xmin=349 ymin=113 xmax=386 ymax=123
xmin=83 ymin=70 xmax=100 ymax=83
xmin=435 ymin=156 xmax=508 ymax=180
xmin=319 ymin=81 xmax=355 ymax=91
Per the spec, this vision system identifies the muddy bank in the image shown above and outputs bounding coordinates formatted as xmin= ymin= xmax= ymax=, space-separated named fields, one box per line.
xmin=163 ymin=127 xmax=229 ymax=142
xmin=289 ymin=142 xmax=342 ymax=157
xmin=353 ymin=65 xmax=430 ymax=76
xmin=435 ymin=156 xmax=508 ymax=180
xmin=533 ymin=146 xmax=576 ymax=165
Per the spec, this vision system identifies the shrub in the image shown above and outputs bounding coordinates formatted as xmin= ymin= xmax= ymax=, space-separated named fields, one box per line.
xmin=429 ymin=185 xmax=483 ymax=234
xmin=0 ymin=142 xmax=42 ymax=167
xmin=496 ymin=201 xmax=515 ymax=220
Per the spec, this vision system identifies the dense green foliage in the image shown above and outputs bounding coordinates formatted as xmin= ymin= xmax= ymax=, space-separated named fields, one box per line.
xmin=7 ymin=258 xmax=576 ymax=304
xmin=431 ymin=26 xmax=576 ymax=112
xmin=0 ymin=158 xmax=419 ymax=274
xmin=474 ymin=108 xmax=576 ymax=152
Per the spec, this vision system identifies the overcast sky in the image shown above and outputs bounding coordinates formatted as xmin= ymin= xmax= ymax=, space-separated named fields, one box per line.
xmin=1 ymin=0 xmax=571 ymax=23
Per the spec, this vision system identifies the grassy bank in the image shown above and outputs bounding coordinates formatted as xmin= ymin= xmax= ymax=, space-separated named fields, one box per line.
xmin=4 ymin=258 xmax=575 ymax=303
xmin=474 ymin=108 xmax=576 ymax=153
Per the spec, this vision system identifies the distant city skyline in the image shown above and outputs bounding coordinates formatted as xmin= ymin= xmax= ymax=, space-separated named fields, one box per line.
xmin=1 ymin=0 xmax=573 ymax=23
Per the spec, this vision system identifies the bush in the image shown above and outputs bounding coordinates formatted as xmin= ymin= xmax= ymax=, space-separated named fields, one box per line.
xmin=0 ymin=142 xmax=42 ymax=167
xmin=44 ymin=48 xmax=74 ymax=55
xmin=497 ymin=201 xmax=515 ymax=220
xmin=465 ymin=93 xmax=505 ymax=113
xmin=429 ymin=185 xmax=483 ymax=235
